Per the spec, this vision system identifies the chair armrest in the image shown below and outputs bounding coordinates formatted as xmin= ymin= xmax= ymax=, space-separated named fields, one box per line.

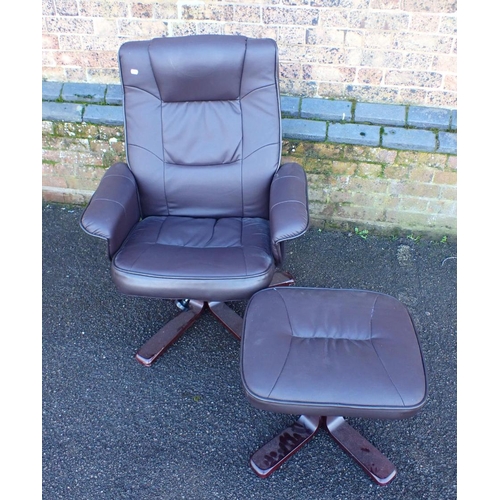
xmin=80 ymin=162 xmax=141 ymax=259
xmin=269 ymin=162 xmax=309 ymax=263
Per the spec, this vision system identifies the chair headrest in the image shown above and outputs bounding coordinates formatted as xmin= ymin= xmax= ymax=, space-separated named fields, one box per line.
xmin=147 ymin=35 xmax=247 ymax=102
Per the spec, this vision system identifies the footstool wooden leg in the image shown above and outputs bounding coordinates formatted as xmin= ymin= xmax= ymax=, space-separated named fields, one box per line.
xmin=326 ymin=416 xmax=397 ymax=486
xmin=250 ymin=415 xmax=321 ymax=478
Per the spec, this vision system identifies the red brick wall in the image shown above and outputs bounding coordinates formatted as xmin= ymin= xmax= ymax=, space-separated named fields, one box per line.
xmin=42 ymin=0 xmax=457 ymax=108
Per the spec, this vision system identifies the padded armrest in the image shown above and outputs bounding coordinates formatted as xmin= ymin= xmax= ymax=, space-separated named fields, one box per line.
xmin=269 ymin=162 xmax=309 ymax=263
xmin=80 ymin=162 xmax=141 ymax=259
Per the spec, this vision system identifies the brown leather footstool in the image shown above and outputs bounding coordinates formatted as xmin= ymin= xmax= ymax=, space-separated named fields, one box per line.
xmin=240 ymin=287 xmax=427 ymax=485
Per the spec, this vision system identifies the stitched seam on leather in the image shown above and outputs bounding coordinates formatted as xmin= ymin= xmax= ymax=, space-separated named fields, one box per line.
xmin=123 ymin=243 xmax=155 ymax=270
xmin=161 ymin=102 xmax=170 ymax=215
xmin=276 ymin=289 xmax=296 ymax=337
xmin=369 ymin=295 xmax=406 ymax=406
xmin=157 ymin=218 xmax=167 ymax=246
xmin=205 ymin=219 xmax=217 ymax=247
xmin=271 ymin=199 xmax=307 ymax=210
xmin=275 ymin=43 xmax=282 ymax=174
xmin=242 ymin=142 xmax=278 ymax=161
xmin=161 ymin=158 xmax=241 ymax=168
xmin=147 ymin=41 xmax=170 ymax=215
xmin=275 ymin=174 xmax=302 ymax=181
xmin=266 ymin=335 xmax=293 ymax=399
xmin=239 ymin=99 xmax=245 ymax=218
xmin=266 ymin=290 xmax=295 ymax=398
xmin=240 ymin=220 xmax=248 ymax=277
xmin=123 ymin=85 xmax=158 ymax=100
xmin=93 ymin=179 xmax=135 ymax=220
xmin=119 ymin=219 xmax=162 ymax=271
xmin=240 ymin=83 xmax=275 ymax=100
xmin=127 ymin=143 xmax=163 ymax=163
xmin=271 ymin=200 xmax=308 ymax=244
xmin=91 ymin=198 xmax=127 ymax=215
xmin=239 ymin=83 xmax=279 ymax=214
xmin=112 ymin=260 xmax=272 ymax=279
xmin=239 ymin=37 xmax=247 ymax=103
xmin=103 ymin=173 xmax=135 ymax=184
xmin=239 ymin=38 xmax=247 ymax=218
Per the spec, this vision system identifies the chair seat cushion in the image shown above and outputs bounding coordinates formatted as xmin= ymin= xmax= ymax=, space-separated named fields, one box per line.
xmin=241 ymin=288 xmax=427 ymax=419
xmin=111 ymin=216 xmax=275 ymax=301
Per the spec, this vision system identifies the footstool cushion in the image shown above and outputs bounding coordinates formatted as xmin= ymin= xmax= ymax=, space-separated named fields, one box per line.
xmin=241 ymin=288 xmax=427 ymax=419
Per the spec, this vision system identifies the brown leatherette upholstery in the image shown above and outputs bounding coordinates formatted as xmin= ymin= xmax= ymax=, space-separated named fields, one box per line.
xmin=80 ymin=35 xmax=309 ymax=301
xmin=241 ymin=288 xmax=427 ymax=419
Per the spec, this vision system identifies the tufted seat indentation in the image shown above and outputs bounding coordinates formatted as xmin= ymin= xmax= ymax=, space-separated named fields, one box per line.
xmin=111 ymin=216 xmax=275 ymax=301
xmin=241 ymin=288 xmax=427 ymax=419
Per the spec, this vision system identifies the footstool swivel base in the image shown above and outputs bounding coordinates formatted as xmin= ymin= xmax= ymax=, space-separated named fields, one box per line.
xmin=241 ymin=288 xmax=427 ymax=486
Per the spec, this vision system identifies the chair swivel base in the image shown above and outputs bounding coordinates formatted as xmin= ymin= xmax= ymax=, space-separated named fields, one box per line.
xmin=135 ymin=300 xmax=244 ymax=366
xmin=250 ymin=415 xmax=397 ymax=486
xmin=135 ymin=270 xmax=295 ymax=366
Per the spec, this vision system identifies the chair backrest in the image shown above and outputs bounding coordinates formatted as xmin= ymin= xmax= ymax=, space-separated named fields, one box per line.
xmin=119 ymin=35 xmax=282 ymax=219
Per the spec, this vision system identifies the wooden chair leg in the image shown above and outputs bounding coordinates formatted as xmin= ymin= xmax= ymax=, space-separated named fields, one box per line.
xmin=207 ymin=301 xmax=243 ymax=340
xmin=135 ymin=300 xmax=205 ymax=366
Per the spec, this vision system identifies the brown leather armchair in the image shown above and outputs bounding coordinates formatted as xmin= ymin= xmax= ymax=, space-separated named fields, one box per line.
xmin=80 ymin=35 xmax=309 ymax=366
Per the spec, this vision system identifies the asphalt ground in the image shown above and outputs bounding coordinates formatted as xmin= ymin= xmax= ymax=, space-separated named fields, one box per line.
xmin=42 ymin=202 xmax=457 ymax=499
